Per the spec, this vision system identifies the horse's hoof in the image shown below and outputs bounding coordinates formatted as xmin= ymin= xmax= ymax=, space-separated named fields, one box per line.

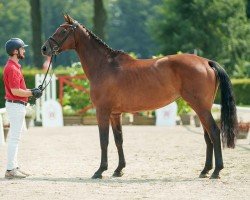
xmin=209 ymin=173 xmax=220 ymax=179
xmin=113 ymin=171 xmax=124 ymax=177
xmin=91 ymin=173 xmax=102 ymax=179
xmin=199 ymin=173 xmax=209 ymax=178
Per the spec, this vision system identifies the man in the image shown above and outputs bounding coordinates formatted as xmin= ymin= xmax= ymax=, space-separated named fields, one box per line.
xmin=3 ymin=38 xmax=42 ymax=179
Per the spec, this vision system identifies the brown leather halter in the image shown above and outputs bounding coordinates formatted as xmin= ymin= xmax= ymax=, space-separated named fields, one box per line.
xmin=48 ymin=22 xmax=78 ymax=55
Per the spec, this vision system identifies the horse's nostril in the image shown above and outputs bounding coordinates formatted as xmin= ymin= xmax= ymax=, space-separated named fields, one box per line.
xmin=42 ymin=46 xmax=47 ymax=52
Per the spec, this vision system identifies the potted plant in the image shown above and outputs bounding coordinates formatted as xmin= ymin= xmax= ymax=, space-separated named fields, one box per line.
xmin=3 ymin=124 xmax=9 ymax=142
xmin=82 ymin=112 xmax=132 ymax=126
xmin=2 ymin=112 xmax=10 ymax=141
xmin=25 ymin=105 xmax=36 ymax=128
xmin=237 ymin=122 xmax=250 ymax=139
xmin=122 ymin=113 xmax=132 ymax=125
xmin=193 ymin=114 xmax=201 ymax=127
xmin=82 ymin=115 xmax=97 ymax=125
xmin=82 ymin=109 xmax=97 ymax=125
xmin=62 ymin=75 xmax=91 ymax=126
xmin=63 ymin=105 xmax=83 ymax=125
xmin=176 ymin=98 xmax=192 ymax=125
xmin=132 ymin=111 xmax=155 ymax=125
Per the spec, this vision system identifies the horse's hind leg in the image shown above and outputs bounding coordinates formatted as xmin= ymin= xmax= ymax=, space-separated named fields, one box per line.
xmin=199 ymin=128 xmax=213 ymax=178
xmin=110 ymin=113 xmax=126 ymax=177
xmin=195 ymin=110 xmax=223 ymax=179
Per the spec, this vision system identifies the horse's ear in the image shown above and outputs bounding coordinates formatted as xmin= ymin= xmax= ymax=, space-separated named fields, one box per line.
xmin=63 ymin=13 xmax=68 ymax=22
xmin=64 ymin=14 xmax=74 ymax=24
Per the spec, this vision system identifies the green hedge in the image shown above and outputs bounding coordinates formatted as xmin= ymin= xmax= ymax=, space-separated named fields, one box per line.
xmin=214 ymin=79 xmax=250 ymax=106
xmin=0 ymin=67 xmax=250 ymax=108
xmin=230 ymin=79 xmax=250 ymax=106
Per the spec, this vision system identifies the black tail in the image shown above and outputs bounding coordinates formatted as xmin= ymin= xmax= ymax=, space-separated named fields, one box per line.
xmin=209 ymin=61 xmax=238 ymax=148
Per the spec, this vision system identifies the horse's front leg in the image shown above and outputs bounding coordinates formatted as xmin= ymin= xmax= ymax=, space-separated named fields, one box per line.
xmin=92 ymin=108 xmax=110 ymax=179
xmin=110 ymin=113 xmax=126 ymax=177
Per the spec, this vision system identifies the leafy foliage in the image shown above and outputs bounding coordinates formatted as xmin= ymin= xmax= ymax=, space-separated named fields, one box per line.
xmin=0 ymin=0 xmax=249 ymax=77
xmin=150 ymin=0 xmax=250 ymax=76
xmin=0 ymin=0 xmax=31 ymax=65
xmin=215 ymin=78 xmax=250 ymax=106
xmin=176 ymin=98 xmax=191 ymax=115
xmin=106 ymin=0 xmax=162 ymax=58
xmin=62 ymin=77 xmax=90 ymax=113
xmin=0 ymin=0 xmax=93 ymax=66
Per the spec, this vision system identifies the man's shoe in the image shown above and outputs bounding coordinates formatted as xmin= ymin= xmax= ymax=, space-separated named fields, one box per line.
xmin=5 ymin=168 xmax=27 ymax=179
xmin=16 ymin=167 xmax=30 ymax=176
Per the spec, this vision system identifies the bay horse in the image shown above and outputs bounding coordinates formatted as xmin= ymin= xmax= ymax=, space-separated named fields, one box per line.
xmin=41 ymin=14 xmax=238 ymax=179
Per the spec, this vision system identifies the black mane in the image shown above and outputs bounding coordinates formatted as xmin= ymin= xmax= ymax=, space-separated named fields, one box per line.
xmin=80 ymin=23 xmax=125 ymax=58
xmin=64 ymin=14 xmax=126 ymax=58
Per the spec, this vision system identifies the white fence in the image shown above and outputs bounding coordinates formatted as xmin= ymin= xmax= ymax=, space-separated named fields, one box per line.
xmin=35 ymin=74 xmax=57 ymax=122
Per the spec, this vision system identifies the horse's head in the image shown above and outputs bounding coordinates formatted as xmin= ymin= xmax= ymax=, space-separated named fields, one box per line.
xmin=41 ymin=14 xmax=79 ymax=56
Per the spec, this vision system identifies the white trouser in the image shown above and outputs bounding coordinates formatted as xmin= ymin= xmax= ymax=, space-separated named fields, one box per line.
xmin=5 ymin=101 xmax=26 ymax=170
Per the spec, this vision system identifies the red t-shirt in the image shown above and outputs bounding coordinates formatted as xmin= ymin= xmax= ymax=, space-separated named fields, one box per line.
xmin=3 ymin=59 xmax=28 ymax=102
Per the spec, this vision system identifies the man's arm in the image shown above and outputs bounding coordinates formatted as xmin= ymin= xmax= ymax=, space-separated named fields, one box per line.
xmin=11 ymin=88 xmax=32 ymax=97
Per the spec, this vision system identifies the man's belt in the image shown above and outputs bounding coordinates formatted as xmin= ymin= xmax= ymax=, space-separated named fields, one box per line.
xmin=6 ymin=99 xmax=27 ymax=106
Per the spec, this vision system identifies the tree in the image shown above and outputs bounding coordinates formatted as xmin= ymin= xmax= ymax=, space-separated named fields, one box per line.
xmin=247 ymin=0 xmax=250 ymax=19
xmin=30 ymin=0 xmax=43 ymax=68
xmin=106 ymin=0 xmax=162 ymax=58
xmin=41 ymin=0 xmax=94 ymax=66
xmin=0 ymin=0 xmax=31 ymax=66
xmin=0 ymin=0 xmax=95 ymax=67
xmin=151 ymin=0 xmax=250 ymax=75
xmin=93 ymin=0 xmax=107 ymax=40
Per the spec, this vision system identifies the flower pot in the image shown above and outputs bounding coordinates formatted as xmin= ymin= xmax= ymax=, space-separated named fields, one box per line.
xmin=25 ymin=117 xmax=33 ymax=129
xmin=4 ymin=127 xmax=9 ymax=141
xmin=237 ymin=131 xmax=249 ymax=139
xmin=237 ymin=122 xmax=250 ymax=139
xmin=82 ymin=116 xmax=98 ymax=125
xmin=132 ymin=115 xmax=155 ymax=125
xmin=176 ymin=119 xmax=181 ymax=125
xmin=63 ymin=115 xmax=82 ymax=126
xmin=122 ymin=116 xmax=131 ymax=125
xmin=193 ymin=115 xmax=201 ymax=127
xmin=180 ymin=114 xmax=191 ymax=125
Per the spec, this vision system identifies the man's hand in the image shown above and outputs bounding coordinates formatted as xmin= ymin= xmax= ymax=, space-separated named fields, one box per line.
xmin=31 ymin=88 xmax=43 ymax=99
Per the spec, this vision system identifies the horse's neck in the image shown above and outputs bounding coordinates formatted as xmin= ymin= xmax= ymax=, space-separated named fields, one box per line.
xmin=75 ymin=28 xmax=109 ymax=80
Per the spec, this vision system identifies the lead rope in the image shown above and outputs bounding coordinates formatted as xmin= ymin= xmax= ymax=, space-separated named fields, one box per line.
xmin=39 ymin=55 xmax=54 ymax=91
xmin=28 ymin=55 xmax=55 ymax=105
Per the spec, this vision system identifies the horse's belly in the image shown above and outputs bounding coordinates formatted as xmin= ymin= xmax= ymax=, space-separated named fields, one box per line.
xmin=118 ymin=89 xmax=179 ymax=112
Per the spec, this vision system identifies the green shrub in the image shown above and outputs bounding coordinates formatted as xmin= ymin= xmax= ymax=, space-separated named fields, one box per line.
xmin=176 ymin=98 xmax=191 ymax=115
xmin=62 ymin=77 xmax=90 ymax=115
xmin=215 ymin=79 xmax=250 ymax=106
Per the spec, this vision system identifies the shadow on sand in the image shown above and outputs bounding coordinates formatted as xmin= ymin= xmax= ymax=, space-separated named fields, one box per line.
xmin=0 ymin=176 xmax=207 ymax=184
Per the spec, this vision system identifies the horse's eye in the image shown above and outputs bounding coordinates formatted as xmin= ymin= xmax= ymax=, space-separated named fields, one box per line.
xmin=61 ymin=29 xmax=67 ymax=35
